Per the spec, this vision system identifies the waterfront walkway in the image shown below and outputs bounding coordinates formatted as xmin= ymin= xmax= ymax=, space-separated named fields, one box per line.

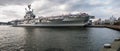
xmin=101 ymin=39 xmax=120 ymax=51
xmin=101 ymin=41 xmax=120 ymax=51
xmin=86 ymin=25 xmax=105 ymax=27
xmin=106 ymin=25 xmax=120 ymax=31
xmin=94 ymin=25 xmax=120 ymax=51
xmin=87 ymin=25 xmax=120 ymax=31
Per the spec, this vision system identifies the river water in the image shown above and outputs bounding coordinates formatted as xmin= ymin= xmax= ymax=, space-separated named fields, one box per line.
xmin=0 ymin=26 xmax=120 ymax=51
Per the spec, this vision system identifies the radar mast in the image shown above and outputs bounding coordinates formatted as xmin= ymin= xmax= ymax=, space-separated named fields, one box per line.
xmin=28 ymin=4 xmax=31 ymax=10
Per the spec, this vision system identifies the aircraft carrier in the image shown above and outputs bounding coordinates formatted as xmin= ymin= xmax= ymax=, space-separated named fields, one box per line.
xmin=12 ymin=5 xmax=94 ymax=27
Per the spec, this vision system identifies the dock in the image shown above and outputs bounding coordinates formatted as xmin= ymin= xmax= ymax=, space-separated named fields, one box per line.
xmin=87 ymin=25 xmax=120 ymax=30
xmin=106 ymin=25 xmax=120 ymax=31
xmin=86 ymin=25 xmax=106 ymax=28
xmin=90 ymin=25 xmax=120 ymax=51
xmin=101 ymin=39 xmax=120 ymax=51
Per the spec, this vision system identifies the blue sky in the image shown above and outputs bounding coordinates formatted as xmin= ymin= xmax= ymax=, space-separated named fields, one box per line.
xmin=0 ymin=0 xmax=120 ymax=22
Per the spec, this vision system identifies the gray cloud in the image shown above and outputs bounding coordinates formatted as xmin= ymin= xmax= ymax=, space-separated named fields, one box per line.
xmin=2 ymin=10 xmax=19 ymax=17
xmin=0 ymin=0 xmax=33 ymax=5
xmin=32 ymin=0 xmax=113 ymax=17
xmin=0 ymin=0 xmax=120 ymax=22
xmin=49 ymin=0 xmax=69 ymax=5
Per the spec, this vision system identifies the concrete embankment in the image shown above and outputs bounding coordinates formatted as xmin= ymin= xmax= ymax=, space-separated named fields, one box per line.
xmin=106 ymin=25 xmax=120 ymax=31
xmin=101 ymin=39 xmax=120 ymax=51
xmin=86 ymin=25 xmax=120 ymax=51
xmin=87 ymin=25 xmax=120 ymax=31
xmin=85 ymin=25 xmax=106 ymax=28
xmin=97 ymin=25 xmax=120 ymax=51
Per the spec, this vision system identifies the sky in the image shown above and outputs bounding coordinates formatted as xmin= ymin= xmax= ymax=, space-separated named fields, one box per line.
xmin=0 ymin=0 xmax=120 ymax=22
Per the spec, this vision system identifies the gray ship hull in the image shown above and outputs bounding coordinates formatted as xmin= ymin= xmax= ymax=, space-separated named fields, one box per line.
xmin=14 ymin=23 xmax=87 ymax=27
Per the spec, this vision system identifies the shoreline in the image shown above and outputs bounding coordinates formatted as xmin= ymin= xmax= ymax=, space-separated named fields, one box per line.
xmin=87 ymin=25 xmax=120 ymax=31
xmin=105 ymin=25 xmax=120 ymax=31
xmin=87 ymin=25 xmax=120 ymax=51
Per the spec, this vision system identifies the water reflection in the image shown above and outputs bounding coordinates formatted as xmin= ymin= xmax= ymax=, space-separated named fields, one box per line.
xmin=0 ymin=26 xmax=120 ymax=51
xmin=23 ymin=27 xmax=91 ymax=51
xmin=45 ymin=48 xmax=64 ymax=51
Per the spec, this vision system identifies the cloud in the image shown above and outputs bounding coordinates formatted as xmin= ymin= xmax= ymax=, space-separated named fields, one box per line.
xmin=31 ymin=0 xmax=113 ymax=17
xmin=0 ymin=5 xmax=26 ymax=22
xmin=0 ymin=0 xmax=120 ymax=22
xmin=31 ymin=0 xmax=70 ymax=16
xmin=0 ymin=0 xmax=33 ymax=5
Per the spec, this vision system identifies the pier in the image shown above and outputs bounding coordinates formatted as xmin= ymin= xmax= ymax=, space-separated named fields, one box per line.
xmin=90 ymin=25 xmax=120 ymax=51
xmin=106 ymin=25 xmax=120 ymax=31
xmin=86 ymin=25 xmax=106 ymax=28
xmin=101 ymin=38 xmax=120 ymax=51
xmin=87 ymin=25 xmax=120 ymax=30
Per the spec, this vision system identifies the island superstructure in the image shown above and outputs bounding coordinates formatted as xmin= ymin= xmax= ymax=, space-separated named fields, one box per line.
xmin=12 ymin=5 xmax=94 ymax=27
